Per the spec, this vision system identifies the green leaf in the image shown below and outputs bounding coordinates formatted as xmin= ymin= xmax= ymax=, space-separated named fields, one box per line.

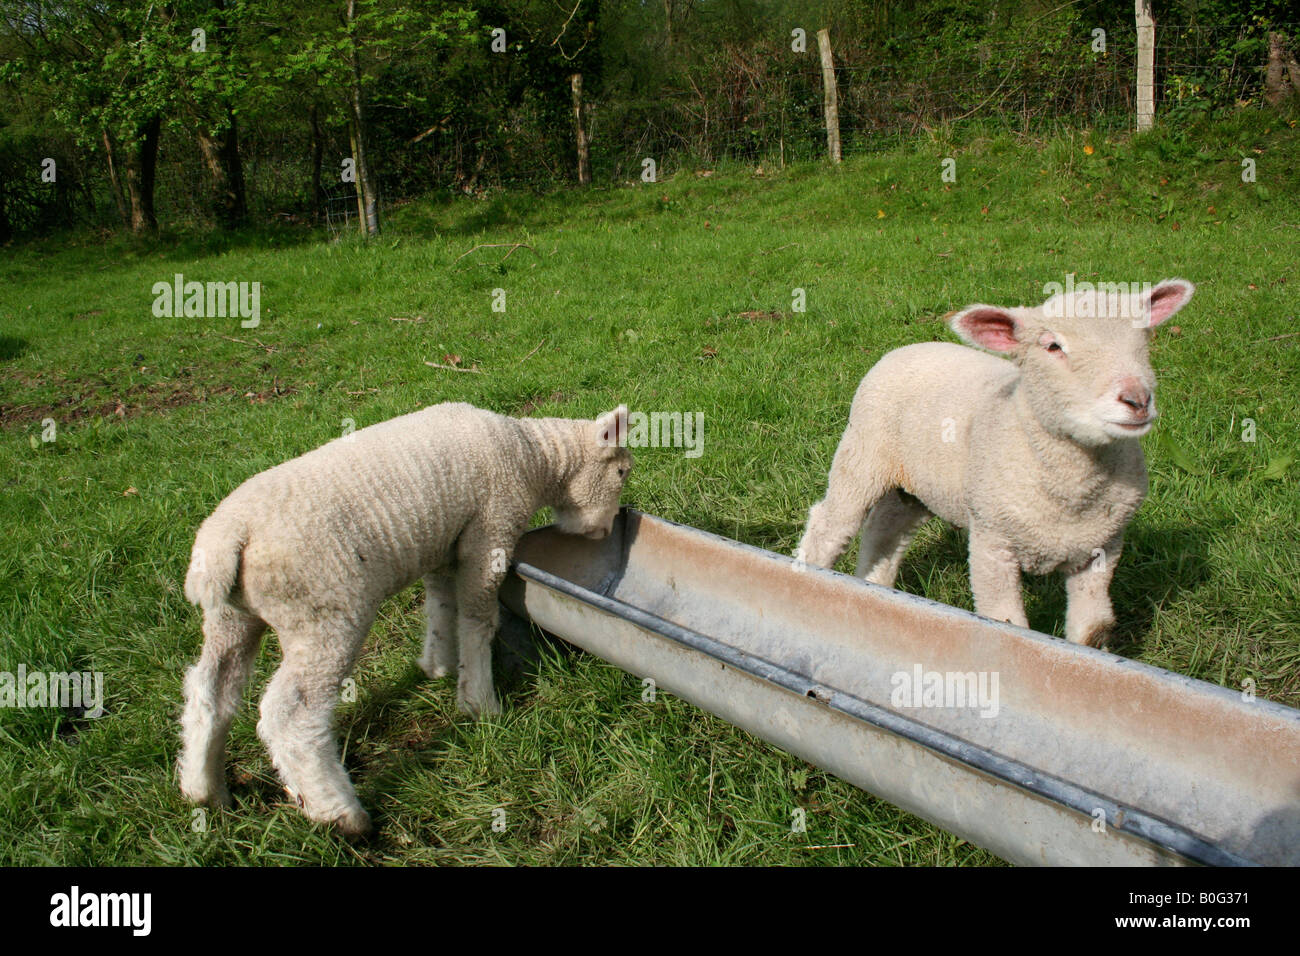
xmin=1152 ymin=430 xmax=1206 ymax=475
xmin=1261 ymin=455 xmax=1293 ymax=480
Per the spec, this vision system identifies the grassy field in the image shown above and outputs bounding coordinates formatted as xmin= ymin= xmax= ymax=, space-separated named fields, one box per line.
xmin=1 ymin=114 xmax=1298 ymax=866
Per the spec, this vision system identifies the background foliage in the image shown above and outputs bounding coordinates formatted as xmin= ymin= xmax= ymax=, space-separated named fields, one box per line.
xmin=2 ymin=0 xmax=1297 ymax=238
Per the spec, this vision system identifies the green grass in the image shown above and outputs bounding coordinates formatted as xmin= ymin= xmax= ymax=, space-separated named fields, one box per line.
xmin=1 ymin=113 xmax=1298 ymax=866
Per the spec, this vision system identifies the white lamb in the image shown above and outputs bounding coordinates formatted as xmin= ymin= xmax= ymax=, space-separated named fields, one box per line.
xmin=179 ymin=401 xmax=632 ymax=835
xmin=798 ymin=279 xmax=1195 ymax=647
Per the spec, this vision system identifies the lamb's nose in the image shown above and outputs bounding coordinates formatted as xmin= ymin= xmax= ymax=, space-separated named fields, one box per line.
xmin=1118 ymin=386 xmax=1151 ymax=412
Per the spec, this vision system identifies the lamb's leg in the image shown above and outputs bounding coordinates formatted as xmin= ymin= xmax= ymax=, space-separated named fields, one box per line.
xmin=453 ymin=529 xmax=509 ymax=718
xmin=418 ymin=572 xmax=458 ymax=679
xmin=855 ymin=490 xmax=933 ymax=587
xmin=798 ymin=420 xmax=891 ymax=569
xmin=179 ymin=604 xmax=267 ymax=807
xmin=257 ymin=618 xmax=372 ymax=836
xmin=1064 ymin=534 xmax=1122 ymax=647
xmin=968 ymin=528 xmax=1028 ymax=628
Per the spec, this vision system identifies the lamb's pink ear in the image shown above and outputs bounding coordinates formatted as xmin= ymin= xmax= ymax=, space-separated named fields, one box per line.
xmin=947 ymin=306 xmax=1021 ymax=353
xmin=1143 ymin=279 xmax=1195 ymax=328
xmin=594 ymin=405 xmax=628 ymax=449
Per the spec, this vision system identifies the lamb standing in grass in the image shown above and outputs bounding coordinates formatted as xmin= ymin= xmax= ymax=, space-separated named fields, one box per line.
xmin=180 ymin=401 xmax=632 ymax=835
xmin=798 ymin=279 xmax=1194 ymax=646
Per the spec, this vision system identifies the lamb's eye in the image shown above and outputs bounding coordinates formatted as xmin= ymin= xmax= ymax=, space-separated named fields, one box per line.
xmin=1046 ymin=342 xmax=1063 ymax=353
xmin=617 ymin=467 xmax=627 ymax=478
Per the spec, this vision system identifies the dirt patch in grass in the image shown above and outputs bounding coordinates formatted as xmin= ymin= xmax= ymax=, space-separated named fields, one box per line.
xmin=514 ymin=390 xmax=567 ymax=417
xmin=0 ymin=371 xmax=295 ymax=429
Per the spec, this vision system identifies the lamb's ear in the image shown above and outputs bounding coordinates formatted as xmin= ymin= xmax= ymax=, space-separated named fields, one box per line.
xmin=947 ymin=305 xmax=1021 ymax=353
xmin=1143 ymin=279 xmax=1195 ymax=328
xmin=593 ymin=404 xmax=628 ymax=452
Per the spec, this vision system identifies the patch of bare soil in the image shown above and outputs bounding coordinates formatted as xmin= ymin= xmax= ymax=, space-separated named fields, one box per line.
xmin=0 ymin=370 xmax=295 ymax=429
xmin=514 ymin=390 xmax=567 ymax=416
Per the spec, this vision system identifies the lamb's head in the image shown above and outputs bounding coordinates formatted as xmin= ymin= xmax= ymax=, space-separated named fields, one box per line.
xmin=553 ymin=405 xmax=634 ymax=540
xmin=948 ymin=278 xmax=1194 ymax=446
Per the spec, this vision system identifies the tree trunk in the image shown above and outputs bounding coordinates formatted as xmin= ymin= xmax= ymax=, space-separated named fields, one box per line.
xmin=195 ymin=0 xmax=246 ymax=229
xmin=349 ymin=124 xmax=365 ymax=225
xmin=124 ymin=115 xmax=161 ymax=234
xmin=1265 ymin=32 xmax=1300 ymax=107
xmin=817 ymin=28 xmax=841 ymax=164
xmin=571 ymin=73 xmax=591 ymax=185
xmin=102 ymin=129 xmax=130 ymax=229
xmin=197 ymin=111 xmax=247 ymax=228
xmin=464 ymin=148 xmax=486 ymax=195
xmin=1135 ymin=0 xmax=1156 ymax=132
xmin=347 ymin=0 xmax=380 ymax=237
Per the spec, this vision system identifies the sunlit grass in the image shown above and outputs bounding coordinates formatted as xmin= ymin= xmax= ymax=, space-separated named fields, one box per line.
xmin=1 ymin=114 xmax=1296 ymax=865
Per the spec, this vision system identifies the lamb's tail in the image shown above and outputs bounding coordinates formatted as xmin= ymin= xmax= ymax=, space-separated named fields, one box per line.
xmin=184 ymin=511 xmax=248 ymax=612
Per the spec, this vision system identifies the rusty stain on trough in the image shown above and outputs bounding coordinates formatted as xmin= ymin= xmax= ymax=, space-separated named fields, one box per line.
xmin=500 ymin=509 xmax=1300 ymax=866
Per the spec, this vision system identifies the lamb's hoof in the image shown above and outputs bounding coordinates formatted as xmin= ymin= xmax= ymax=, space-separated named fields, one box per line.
xmin=419 ymin=656 xmax=453 ymax=680
xmin=457 ymin=691 xmax=502 ymax=719
xmin=795 ymin=542 xmax=829 ymax=569
xmin=297 ymin=793 xmax=374 ymax=838
xmin=180 ymin=777 xmax=232 ymax=809
xmin=333 ymin=807 xmax=374 ymax=839
xmin=1068 ymin=621 xmax=1115 ymax=649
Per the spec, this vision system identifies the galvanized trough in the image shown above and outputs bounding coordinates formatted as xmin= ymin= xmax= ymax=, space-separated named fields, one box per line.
xmin=500 ymin=508 xmax=1300 ymax=866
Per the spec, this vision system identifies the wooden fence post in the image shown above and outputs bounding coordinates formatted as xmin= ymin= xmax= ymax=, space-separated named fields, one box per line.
xmin=817 ymin=28 xmax=842 ymax=163
xmin=571 ymin=73 xmax=591 ymax=185
xmin=1135 ymin=0 xmax=1156 ymax=131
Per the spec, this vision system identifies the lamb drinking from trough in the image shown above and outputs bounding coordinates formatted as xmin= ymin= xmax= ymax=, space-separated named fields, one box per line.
xmin=179 ymin=401 xmax=632 ymax=835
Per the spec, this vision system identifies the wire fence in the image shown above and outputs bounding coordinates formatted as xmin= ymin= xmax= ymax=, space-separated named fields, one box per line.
xmin=7 ymin=20 xmax=1297 ymax=238
xmin=153 ymin=121 xmax=328 ymax=229
xmin=592 ymin=22 xmax=1298 ymax=179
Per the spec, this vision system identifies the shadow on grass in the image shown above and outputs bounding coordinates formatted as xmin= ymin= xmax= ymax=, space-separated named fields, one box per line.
xmin=0 ymin=336 xmax=28 ymax=360
xmin=1107 ymin=520 xmax=1214 ymax=655
xmin=153 ymin=221 xmax=326 ymax=264
xmin=394 ymin=189 xmax=571 ymax=241
xmin=5 ymin=220 xmax=327 ymax=267
xmin=338 ymin=664 xmax=458 ymax=838
xmin=692 ymin=512 xmax=1211 ymax=655
xmin=335 ymin=607 xmax=563 ymax=837
xmin=393 ymin=183 xmax=660 ymax=244
xmin=895 ymin=519 xmax=1212 ymax=652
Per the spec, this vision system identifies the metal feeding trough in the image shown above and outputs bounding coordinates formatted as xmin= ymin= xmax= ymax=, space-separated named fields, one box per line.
xmin=499 ymin=508 xmax=1300 ymax=866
